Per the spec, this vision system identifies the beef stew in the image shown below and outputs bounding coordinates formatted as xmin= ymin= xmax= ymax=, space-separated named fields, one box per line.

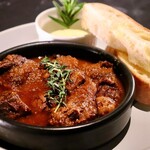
xmin=0 ymin=54 xmax=124 ymax=127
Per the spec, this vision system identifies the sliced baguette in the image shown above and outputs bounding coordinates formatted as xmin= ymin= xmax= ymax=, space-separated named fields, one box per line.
xmin=81 ymin=3 xmax=150 ymax=73
xmin=81 ymin=3 xmax=150 ymax=105
xmin=107 ymin=48 xmax=150 ymax=105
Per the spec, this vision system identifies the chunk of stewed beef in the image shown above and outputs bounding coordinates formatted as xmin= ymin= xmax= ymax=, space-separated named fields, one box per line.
xmin=49 ymin=78 xmax=97 ymax=127
xmin=96 ymin=80 xmax=124 ymax=116
xmin=85 ymin=61 xmax=124 ymax=116
xmin=56 ymin=55 xmax=79 ymax=69
xmin=85 ymin=61 xmax=115 ymax=85
xmin=0 ymin=91 xmax=31 ymax=119
xmin=66 ymin=68 xmax=85 ymax=93
xmin=0 ymin=54 xmax=27 ymax=70
xmin=0 ymin=55 xmax=43 ymax=89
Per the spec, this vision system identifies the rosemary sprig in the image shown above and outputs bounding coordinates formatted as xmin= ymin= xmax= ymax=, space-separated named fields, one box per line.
xmin=41 ymin=56 xmax=71 ymax=112
xmin=49 ymin=0 xmax=84 ymax=28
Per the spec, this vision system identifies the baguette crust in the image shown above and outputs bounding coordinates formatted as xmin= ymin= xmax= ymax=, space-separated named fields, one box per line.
xmin=81 ymin=3 xmax=150 ymax=105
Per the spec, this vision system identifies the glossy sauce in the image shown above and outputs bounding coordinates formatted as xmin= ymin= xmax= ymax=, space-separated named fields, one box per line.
xmin=0 ymin=55 xmax=124 ymax=127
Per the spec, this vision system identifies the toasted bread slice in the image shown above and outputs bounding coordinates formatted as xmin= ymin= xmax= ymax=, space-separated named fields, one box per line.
xmin=117 ymin=51 xmax=150 ymax=105
xmin=81 ymin=3 xmax=150 ymax=73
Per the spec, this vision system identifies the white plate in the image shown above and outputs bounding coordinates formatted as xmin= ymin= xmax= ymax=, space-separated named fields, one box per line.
xmin=0 ymin=22 xmax=38 ymax=53
xmin=0 ymin=23 xmax=150 ymax=150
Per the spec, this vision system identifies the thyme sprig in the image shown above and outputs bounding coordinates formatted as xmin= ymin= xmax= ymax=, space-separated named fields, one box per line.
xmin=41 ymin=56 xmax=71 ymax=112
xmin=49 ymin=0 xmax=84 ymax=28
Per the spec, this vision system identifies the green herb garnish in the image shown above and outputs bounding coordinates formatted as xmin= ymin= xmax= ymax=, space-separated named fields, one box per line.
xmin=41 ymin=56 xmax=71 ymax=112
xmin=49 ymin=0 xmax=84 ymax=28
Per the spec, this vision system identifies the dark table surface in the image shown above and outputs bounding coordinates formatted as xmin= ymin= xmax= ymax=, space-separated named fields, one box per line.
xmin=0 ymin=0 xmax=150 ymax=32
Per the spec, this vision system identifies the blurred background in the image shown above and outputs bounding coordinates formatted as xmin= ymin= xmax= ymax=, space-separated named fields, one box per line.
xmin=0 ymin=0 xmax=150 ymax=31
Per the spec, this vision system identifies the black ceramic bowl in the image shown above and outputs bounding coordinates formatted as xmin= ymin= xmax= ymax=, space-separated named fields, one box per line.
xmin=0 ymin=42 xmax=135 ymax=150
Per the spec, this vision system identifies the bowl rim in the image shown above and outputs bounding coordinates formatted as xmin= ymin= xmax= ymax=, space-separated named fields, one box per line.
xmin=0 ymin=41 xmax=135 ymax=133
